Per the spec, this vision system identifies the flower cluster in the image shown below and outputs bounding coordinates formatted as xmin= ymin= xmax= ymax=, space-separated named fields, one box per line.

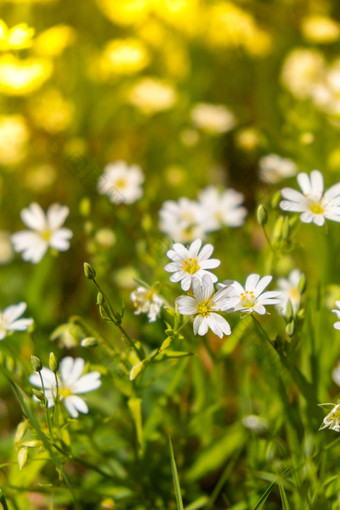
xmin=164 ymin=239 xmax=281 ymax=338
xmin=159 ymin=186 xmax=247 ymax=242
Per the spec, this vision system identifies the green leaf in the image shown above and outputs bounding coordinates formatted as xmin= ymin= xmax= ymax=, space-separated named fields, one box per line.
xmin=278 ymin=481 xmax=291 ymax=510
xmin=169 ymin=436 xmax=184 ymax=510
xmin=252 ymin=480 xmax=276 ymax=510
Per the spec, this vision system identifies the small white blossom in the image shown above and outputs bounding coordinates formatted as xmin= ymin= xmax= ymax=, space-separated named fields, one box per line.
xmin=0 ymin=302 xmax=33 ymax=340
xmin=29 ymin=356 xmax=101 ymax=418
xmin=259 ymin=154 xmax=297 ymax=184
xmin=176 ymin=275 xmax=240 ymax=338
xmin=159 ymin=198 xmax=207 ymax=243
xmin=164 ymin=239 xmax=220 ymax=291
xmin=319 ymin=403 xmax=340 ymax=432
xmin=198 ymin=186 xmax=247 ymax=230
xmin=98 ymin=160 xmax=144 ymax=205
xmin=221 ymin=274 xmax=281 ymax=315
xmin=242 ymin=415 xmax=268 ymax=433
xmin=332 ymin=362 xmax=340 ymax=387
xmin=130 ymin=286 xmax=163 ymax=322
xmin=11 ymin=203 xmax=72 ymax=264
xmin=280 ymin=170 xmax=340 ymax=226
xmin=332 ymin=300 xmax=340 ymax=330
xmin=277 ymin=269 xmax=302 ymax=316
xmin=191 ymin=103 xmax=235 ymax=134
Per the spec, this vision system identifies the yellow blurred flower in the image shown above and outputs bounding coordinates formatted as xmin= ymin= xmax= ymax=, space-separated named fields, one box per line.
xmin=28 ymin=88 xmax=74 ymax=133
xmin=129 ymin=77 xmax=176 ymax=114
xmin=0 ymin=21 xmax=35 ymax=51
xmin=24 ymin=164 xmax=56 ymax=192
xmin=204 ymin=2 xmax=271 ymax=56
xmin=95 ymin=0 xmax=150 ymax=26
xmin=0 ymin=115 xmax=29 ymax=165
xmin=99 ymin=38 xmax=149 ymax=77
xmin=34 ymin=25 xmax=75 ymax=57
xmin=302 ymin=16 xmax=340 ymax=44
xmin=235 ymin=128 xmax=263 ymax=151
xmin=0 ymin=54 xmax=52 ymax=95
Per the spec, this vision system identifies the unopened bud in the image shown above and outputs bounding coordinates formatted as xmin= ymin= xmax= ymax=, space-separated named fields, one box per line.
xmin=272 ymin=216 xmax=284 ymax=241
xmin=271 ymin=191 xmax=282 ymax=209
xmin=49 ymin=352 xmax=58 ymax=372
xmin=285 ymin=299 xmax=293 ymax=322
xmin=97 ymin=292 xmax=104 ymax=305
xmin=80 ymin=336 xmax=99 ymax=348
xmin=298 ymin=274 xmax=307 ymax=294
xmin=84 ymin=262 xmax=96 ymax=280
xmin=32 ymin=389 xmax=46 ymax=404
xmin=286 ymin=320 xmax=295 ymax=337
xmin=31 ymin=355 xmax=42 ymax=372
xmin=282 ymin=217 xmax=290 ymax=240
xmin=256 ymin=204 xmax=268 ymax=226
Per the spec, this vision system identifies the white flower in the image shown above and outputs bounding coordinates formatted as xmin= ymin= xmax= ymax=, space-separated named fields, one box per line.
xmin=191 ymin=103 xmax=235 ymax=134
xmin=332 ymin=300 xmax=340 ymax=330
xmin=198 ymin=186 xmax=247 ymax=231
xmin=242 ymin=415 xmax=268 ymax=433
xmin=164 ymin=239 xmax=220 ymax=291
xmin=221 ymin=274 xmax=281 ymax=315
xmin=259 ymin=154 xmax=297 ymax=184
xmin=130 ymin=286 xmax=163 ymax=322
xmin=277 ymin=269 xmax=302 ymax=316
xmin=29 ymin=356 xmax=101 ymax=418
xmin=176 ymin=275 xmax=240 ymax=338
xmin=280 ymin=170 xmax=340 ymax=226
xmin=159 ymin=198 xmax=207 ymax=242
xmin=332 ymin=361 xmax=340 ymax=387
xmin=0 ymin=302 xmax=33 ymax=340
xmin=319 ymin=403 xmax=340 ymax=432
xmin=98 ymin=160 xmax=144 ymax=205
xmin=11 ymin=203 xmax=72 ymax=264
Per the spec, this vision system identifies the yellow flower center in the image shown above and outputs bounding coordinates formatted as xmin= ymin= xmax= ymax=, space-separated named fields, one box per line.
xmin=240 ymin=291 xmax=255 ymax=308
xmin=196 ymin=298 xmax=214 ymax=316
xmin=41 ymin=230 xmax=52 ymax=241
xmin=115 ymin=178 xmax=126 ymax=189
xmin=182 ymin=257 xmax=200 ymax=274
xmin=60 ymin=388 xmax=72 ymax=398
xmin=289 ymin=287 xmax=300 ymax=302
xmin=309 ymin=201 xmax=325 ymax=214
xmin=329 ymin=408 xmax=340 ymax=420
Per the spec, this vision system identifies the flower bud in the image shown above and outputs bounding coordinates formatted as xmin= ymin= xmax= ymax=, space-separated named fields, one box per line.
xmin=285 ymin=299 xmax=293 ymax=322
xmin=286 ymin=320 xmax=295 ymax=337
xmin=272 ymin=216 xmax=284 ymax=241
xmin=282 ymin=217 xmax=290 ymax=240
xmin=32 ymin=389 xmax=46 ymax=404
xmin=80 ymin=336 xmax=99 ymax=348
xmin=256 ymin=204 xmax=268 ymax=226
xmin=49 ymin=352 xmax=58 ymax=372
xmin=31 ymin=355 xmax=42 ymax=372
xmin=298 ymin=273 xmax=307 ymax=294
xmin=84 ymin=262 xmax=96 ymax=280
xmin=97 ymin=292 xmax=104 ymax=305
xmin=271 ymin=191 xmax=281 ymax=209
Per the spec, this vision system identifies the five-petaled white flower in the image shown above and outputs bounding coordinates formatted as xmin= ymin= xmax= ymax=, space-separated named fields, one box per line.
xmin=319 ymin=403 xmax=340 ymax=433
xmin=11 ymin=203 xmax=72 ymax=264
xmin=0 ymin=302 xmax=33 ymax=340
xmin=29 ymin=356 xmax=101 ymax=418
xmin=280 ymin=170 xmax=340 ymax=226
xmin=277 ymin=269 xmax=302 ymax=316
xmin=176 ymin=275 xmax=240 ymax=338
xmin=164 ymin=239 xmax=220 ymax=291
xmin=130 ymin=286 xmax=163 ymax=322
xmin=220 ymin=274 xmax=281 ymax=315
xmin=332 ymin=300 xmax=340 ymax=330
xmin=198 ymin=186 xmax=247 ymax=230
xmin=98 ymin=160 xmax=144 ymax=204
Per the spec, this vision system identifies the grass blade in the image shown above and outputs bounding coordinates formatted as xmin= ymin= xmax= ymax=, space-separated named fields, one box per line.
xmin=169 ymin=436 xmax=184 ymax=510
